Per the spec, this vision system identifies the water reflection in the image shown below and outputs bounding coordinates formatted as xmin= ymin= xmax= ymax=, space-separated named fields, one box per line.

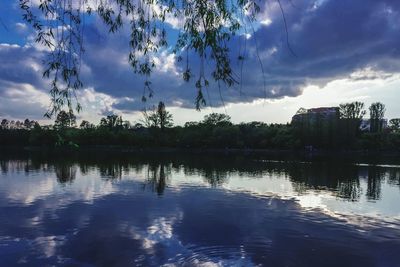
xmin=0 ymin=152 xmax=400 ymax=266
xmin=1 ymin=153 xmax=400 ymax=203
xmin=366 ymin=167 xmax=384 ymax=200
xmin=287 ymin=163 xmax=362 ymax=200
xmin=55 ymin=163 xmax=76 ymax=184
xmin=388 ymin=168 xmax=400 ymax=186
xmin=150 ymin=163 xmax=170 ymax=195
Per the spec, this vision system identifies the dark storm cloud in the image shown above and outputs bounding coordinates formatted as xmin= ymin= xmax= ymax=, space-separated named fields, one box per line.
xmin=74 ymin=0 xmax=400 ymax=111
xmin=0 ymin=44 xmax=46 ymax=89
xmin=250 ymin=0 xmax=400 ymax=81
xmin=219 ymin=0 xmax=400 ymax=107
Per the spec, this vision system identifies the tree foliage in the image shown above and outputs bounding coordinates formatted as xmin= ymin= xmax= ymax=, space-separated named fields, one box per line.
xmin=369 ymin=102 xmax=386 ymax=133
xmin=100 ymin=115 xmax=124 ymax=129
xmin=156 ymin=101 xmax=174 ymax=130
xmin=338 ymin=102 xmax=366 ymax=142
xmin=80 ymin=120 xmax=95 ymax=129
xmin=0 ymin=118 xmax=38 ymax=129
xmin=19 ymin=0 xmax=263 ymax=116
xmin=1 ymin=103 xmax=399 ymax=151
xmin=202 ymin=112 xmax=232 ymax=126
xmin=339 ymin=102 xmax=366 ymax=119
xmin=389 ymin=118 xmax=400 ymax=132
xmin=141 ymin=101 xmax=173 ymax=129
xmin=54 ymin=110 xmax=76 ymax=129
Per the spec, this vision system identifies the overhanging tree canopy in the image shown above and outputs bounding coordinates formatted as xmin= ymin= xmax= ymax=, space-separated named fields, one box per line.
xmin=19 ymin=0 xmax=273 ymax=116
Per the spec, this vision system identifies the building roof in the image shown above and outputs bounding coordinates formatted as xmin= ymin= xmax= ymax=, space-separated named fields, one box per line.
xmin=307 ymin=107 xmax=338 ymax=113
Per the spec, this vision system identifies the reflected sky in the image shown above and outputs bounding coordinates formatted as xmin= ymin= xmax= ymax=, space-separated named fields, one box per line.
xmin=0 ymin=153 xmax=400 ymax=266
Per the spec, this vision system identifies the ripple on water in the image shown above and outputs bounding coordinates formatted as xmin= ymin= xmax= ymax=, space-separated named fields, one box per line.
xmin=166 ymin=240 xmax=274 ymax=267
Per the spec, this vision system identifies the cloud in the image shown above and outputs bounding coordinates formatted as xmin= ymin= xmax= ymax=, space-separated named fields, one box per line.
xmin=0 ymin=43 xmax=52 ymax=120
xmin=230 ymin=0 xmax=400 ymax=101
xmin=15 ymin=23 xmax=28 ymax=33
xmin=0 ymin=43 xmax=46 ymax=88
xmin=0 ymin=78 xmax=46 ymax=120
xmin=1 ymin=0 xmax=400 ymax=118
xmin=73 ymin=0 xmax=400 ymax=112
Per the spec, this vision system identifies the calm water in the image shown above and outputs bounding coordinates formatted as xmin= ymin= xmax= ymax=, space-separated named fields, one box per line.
xmin=1 ymin=152 xmax=400 ymax=267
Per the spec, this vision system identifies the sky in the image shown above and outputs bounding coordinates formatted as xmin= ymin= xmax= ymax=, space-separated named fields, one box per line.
xmin=0 ymin=0 xmax=399 ymax=125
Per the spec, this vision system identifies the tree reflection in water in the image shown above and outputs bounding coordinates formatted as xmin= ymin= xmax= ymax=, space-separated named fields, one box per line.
xmin=0 ymin=152 xmax=399 ymax=201
xmin=55 ymin=163 xmax=76 ymax=184
xmin=143 ymin=163 xmax=170 ymax=195
xmin=366 ymin=167 xmax=385 ymax=200
xmin=388 ymin=168 xmax=400 ymax=186
xmin=288 ymin=163 xmax=363 ymax=201
xmin=99 ymin=163 xmax=124 ymax=180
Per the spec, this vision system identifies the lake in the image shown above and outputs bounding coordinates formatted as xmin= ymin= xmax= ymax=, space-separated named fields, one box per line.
xmin=0 ymin=151 xmax=400 ymax=266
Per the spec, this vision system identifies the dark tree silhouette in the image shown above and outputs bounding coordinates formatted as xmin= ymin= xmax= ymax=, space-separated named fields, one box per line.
xmin=80 ymin=120 xmax=94 ymax=129
xmin=54 ymin=111 xmax=76 ymax=129
xmin=141 ymin=102 xmax=173 ymax=130
xmin=1 ymin=119 xmax=9 ymax=129
xmin=339 ymin=101 xmax=366 ymax=140
xmin=202 ymin=113 xmax=232 ymax=126
xmin=339 ymin=102 xmax=366 ymax=119
xmin=369 ymin=102 xmax=386 ymax=133
xmin=156 ymin=102 xmax=174 ymax=131
xmin=389 ymin=118 xmax=400 ymax=132
xmin=99 ymin=115 xmax=123 ymax=129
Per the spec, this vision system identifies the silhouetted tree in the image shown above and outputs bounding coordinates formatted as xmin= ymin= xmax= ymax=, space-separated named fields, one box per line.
xmin=339 ymin=102 xmax=366 ymax=119
xmin=1 ymin=102 xmax=399 ymax=150
xmin=1 ymin=119 xmax=9 ymax=129
xmin=80 ymin=120 xmax=94 ymax=129
xmin=339 ymin=102 xmax=366 ymax=143
xmin=184 ymin=121 xmax=200 ymax=128
xmin=99 ymin=115 xmax=123 ymax=130
xmin=54 ymin=111 xmax=76 ymax=129
xmin=141 ymin=102 xmax=173 ymax=130
xmin=202 ymin=113 xmax=232 ymax=126
xmin=156 ymin=102 xmax=173 ymax=130
xmin=22 ymin=119 xmax=37 ymax=129
xmin=132 ymin=123 xmax=144 ymax=129
xmin=369 ymin=102 xmax=386 ymax=133
xmin=23 ymin=119 xmax=31 ymax=129
xmin=122 ymin=120 xmax=131 ymax=129
xmin=141 ymin=108 xmax=159 ymax=128
xmin=389 ymin=119 xmax=400 ymax=133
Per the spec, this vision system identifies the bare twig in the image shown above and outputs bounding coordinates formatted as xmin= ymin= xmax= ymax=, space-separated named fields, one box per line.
xmin=0 ymin=17 xmax=9 ymax=31
xmin=277 ymin=0 xmax=297 ymax=57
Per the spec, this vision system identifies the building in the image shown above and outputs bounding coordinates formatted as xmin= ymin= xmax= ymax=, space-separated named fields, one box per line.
xmin=359 ymin=119 xmax=388 ymax=132
xmin=291 ymin=107 xmax=339 ymax=124
xmin=291 ymin=107 xmax=388 ymax=132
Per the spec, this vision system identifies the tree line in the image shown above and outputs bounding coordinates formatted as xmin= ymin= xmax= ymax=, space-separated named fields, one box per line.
xmin=292 ymin=101 xmax=400 ymax=149
xmin=0 ymin=101 xmax=399 ymax=151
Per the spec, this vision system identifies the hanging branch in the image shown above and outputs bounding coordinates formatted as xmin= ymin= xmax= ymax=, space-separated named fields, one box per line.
xmin=19 ymin=0 xmax=275 ymax=115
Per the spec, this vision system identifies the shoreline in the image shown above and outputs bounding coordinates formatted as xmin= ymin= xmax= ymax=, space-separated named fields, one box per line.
xmin=1 ymin=145 xmax=400 ymax=158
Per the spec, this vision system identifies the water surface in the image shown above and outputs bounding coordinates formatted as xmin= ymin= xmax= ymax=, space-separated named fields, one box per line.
xmin=0 ymin=152 xmax=400 ymax=266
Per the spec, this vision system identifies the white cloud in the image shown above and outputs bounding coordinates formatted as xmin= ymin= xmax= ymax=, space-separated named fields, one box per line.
xmin=0 ymin=81 xmax=50 ymax=120
xmin=15 ymin=22 xmax=27 ymax=33
xmin=152 ymin=50 xmax=180 ymax=76
xmin=260 ymin=18 xmax=272 ymax=26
